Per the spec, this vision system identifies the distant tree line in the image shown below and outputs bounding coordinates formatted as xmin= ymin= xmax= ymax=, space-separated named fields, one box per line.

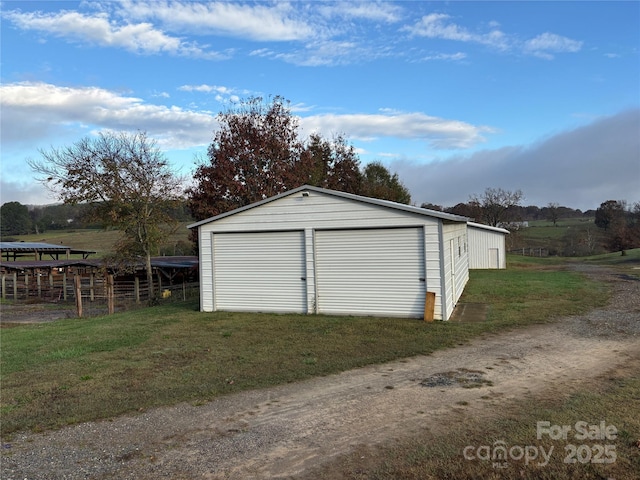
xmin=1 ymin=200 xmax=193 ymax=238
xmin=421 ymin=197 xmax=594 ymax=225
xmin=421 ymin=190 xmax=639 ymax=256
xmin=594 ymin=200 xmax=640 ymax=255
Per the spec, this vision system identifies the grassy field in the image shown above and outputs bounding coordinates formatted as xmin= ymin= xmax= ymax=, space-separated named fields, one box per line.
xmin=4 ymin=224 xmax=193 ymax=258
xmin=0 ymin=258 xmax=610 ymax=437
xmin=510 ymin=217 xmax=608 ymax=256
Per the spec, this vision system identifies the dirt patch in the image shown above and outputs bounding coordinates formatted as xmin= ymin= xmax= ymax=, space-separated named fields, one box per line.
xmin=2 ymin=266 xmax=639 ymax=480
xmin=0 ymin=303 xmax=76 ymax=325
xmin=449 ymin=302 xmax=489 ymax=323
xmin=420 ymin=368 xmax=493 ymax=388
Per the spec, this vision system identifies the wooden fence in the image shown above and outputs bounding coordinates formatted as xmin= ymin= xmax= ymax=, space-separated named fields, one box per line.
xmin=1 ymin=268 xmax=198 ymax=317
xmin=508 ymin=247 xmax=549 ymax=257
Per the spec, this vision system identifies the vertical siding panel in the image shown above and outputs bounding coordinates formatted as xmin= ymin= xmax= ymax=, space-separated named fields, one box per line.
xmin=424 ymin=223 xmax=444 ymax=320
xmin=304 ymin=228 xmax=316 ymax=314
xmin=199 ymin=229 xmax=213 ymax=312
xmin=437 ymin=221 xmax=449 ymax=321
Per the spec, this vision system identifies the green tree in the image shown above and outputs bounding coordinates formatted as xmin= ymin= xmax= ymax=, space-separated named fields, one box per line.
xmin=595 ymin=200 xmax=640 ymax=255
xmin=28 ymin=131 xmax=184 ymax=301
xmin=0 ymin=201 xmax=32 ymax=236
xmin=300 ymin=133 xmax=361 ymax=194
xmin=595 ymin=200 xmax=624 ymax=231
xmin=360 ymin=161 xmax=411 ymax=204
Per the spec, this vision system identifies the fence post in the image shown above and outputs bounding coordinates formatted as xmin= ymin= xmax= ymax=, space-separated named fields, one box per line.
xmin=13 ymin=272 xmax=17 ymax=299
xmin=1 ymin=273 xmax=5 ymax=300
xmin=107 ymin=274 xmax=115 ymax=315
xmin=63 ymin=271 xmax=68 ymax=301
xmin=134 ymin=277 xmax=140 ymax=304
xmin=74 ymin=274 xmax=83 ymax=318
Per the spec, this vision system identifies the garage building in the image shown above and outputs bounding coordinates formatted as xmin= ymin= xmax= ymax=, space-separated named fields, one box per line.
xmin=188 ymin=185 xmax=471 ymax=321
xmin=467 ymin=222 xmax=509 ymax=269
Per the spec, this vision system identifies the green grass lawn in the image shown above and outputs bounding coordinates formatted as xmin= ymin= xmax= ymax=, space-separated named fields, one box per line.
xmin=0 ymin=260 xmax=608 ymax=437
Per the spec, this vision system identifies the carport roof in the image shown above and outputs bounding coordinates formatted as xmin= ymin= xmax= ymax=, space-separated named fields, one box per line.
xmin=188 ymin=184 xmax=470 ymax=229
xmin=0 ymin=241 xmax=97 ymax=257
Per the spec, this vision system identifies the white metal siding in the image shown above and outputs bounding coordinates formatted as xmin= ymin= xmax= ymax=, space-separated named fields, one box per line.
xmin=212 ymin=231 xmax=307 ymax=313
xmin=315 ymin=228 xmax=426 ymax=318
xmin=442 ymin=223 xmax=469 ymax=320
xmin=199 ymin=227 xmax=214 ymax=311
xmin=468 ymin=224 xmax=507 ymax=269
xmin=424 ymin=223 xmax=444 ymax=320
xmin=197 ymin=193 xmax=441 ymax=233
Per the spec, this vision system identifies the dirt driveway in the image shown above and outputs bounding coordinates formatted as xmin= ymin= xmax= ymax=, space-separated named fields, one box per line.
xmin=2 ymin=266 xmax=639 ymax=479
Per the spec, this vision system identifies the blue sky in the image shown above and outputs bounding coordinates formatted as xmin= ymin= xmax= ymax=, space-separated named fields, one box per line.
xmin=1 ymin=1 xmax=638 ymax=211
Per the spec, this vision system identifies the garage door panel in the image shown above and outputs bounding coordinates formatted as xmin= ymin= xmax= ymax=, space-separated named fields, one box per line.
xmin=315 ymin=228 xmax=425 ymax=317
xmin=213 ymin=231 xmax=306 ymax=313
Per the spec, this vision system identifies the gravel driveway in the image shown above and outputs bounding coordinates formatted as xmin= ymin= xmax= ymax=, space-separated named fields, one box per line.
xmin=2 ymin=265 xmax=639 ymax=479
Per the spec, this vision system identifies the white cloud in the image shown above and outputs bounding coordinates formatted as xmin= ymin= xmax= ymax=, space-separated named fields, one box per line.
xmin=179 ymin=84 xmax=255 ymax=104
xmin=318 ymin=2 xmax=402 ymax=23
xmin=405 ymin=13 xmax=583 ymax=60
xmin=3 ymin=8 xmax=224 ymax=58
xmin=405 ymin=13 xmax=510 ymax=51
xmin=301 ymin=112 xmax=495 ymax=149
xmin=118 ymin=0 xmax=316 ymax=41
xmin=179 ymin=84 xmax=231 ymax=94
xmin=255 ymin=39 xmax=394 ymax=67
xmin=523 ymin=32 xmax=583 ymax=59
xmin=0 ymin=81 xmax=495 ymax=154
xmin=0 ymin=82 xmax=217 ymax=149
xmin=421 ymin=52 xmax=467 ymax=62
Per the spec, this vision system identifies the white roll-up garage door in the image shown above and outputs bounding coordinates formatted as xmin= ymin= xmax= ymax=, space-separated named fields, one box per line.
xmin=213 ymin=231 xmax=307 ymax=313
xmin=315 ymin=228 xmax=425 ymax=317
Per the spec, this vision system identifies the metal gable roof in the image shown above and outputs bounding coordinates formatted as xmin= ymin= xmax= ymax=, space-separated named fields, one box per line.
xmin=187 ymin=184 xmax=470 ymax=229
xmin=467 ymin=222 xmax=510 ymax=234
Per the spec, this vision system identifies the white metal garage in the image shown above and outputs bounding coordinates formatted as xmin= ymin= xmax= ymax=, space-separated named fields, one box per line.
xmin=188 ymin=185 xmax=471 ymax=320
